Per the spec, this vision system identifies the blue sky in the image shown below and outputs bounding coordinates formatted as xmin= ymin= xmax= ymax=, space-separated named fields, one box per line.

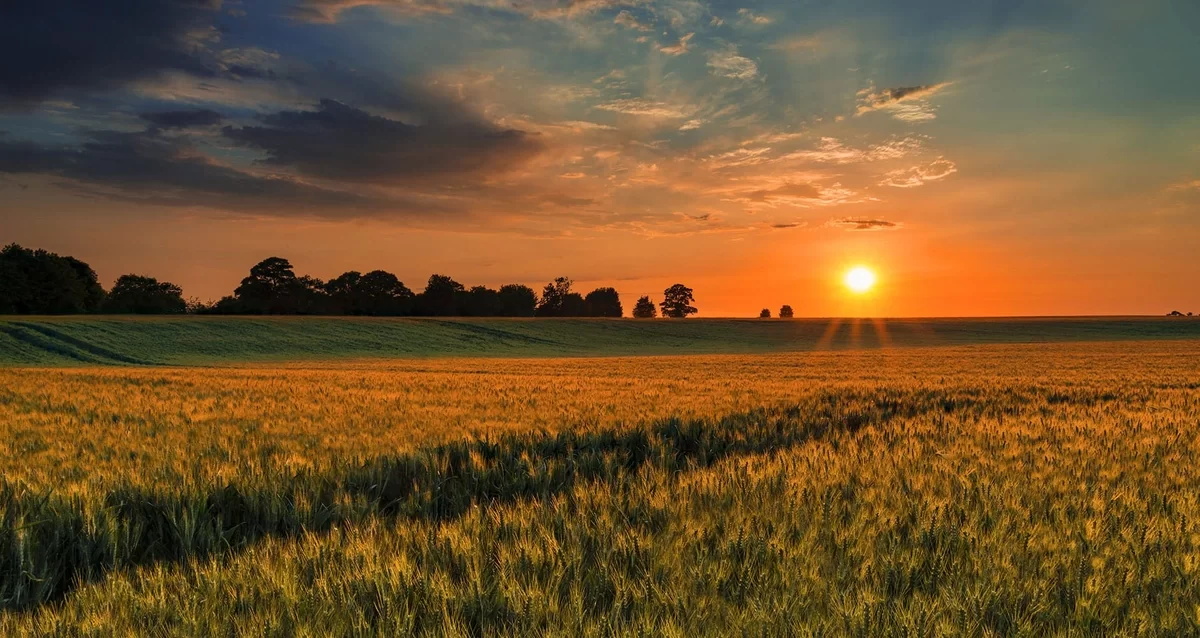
xmin=1 ymin=0 xmax=1197 ymax=315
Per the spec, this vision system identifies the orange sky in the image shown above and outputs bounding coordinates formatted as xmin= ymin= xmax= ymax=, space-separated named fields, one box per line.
xmin=1 ymin=0 xmax=1197 ymax=316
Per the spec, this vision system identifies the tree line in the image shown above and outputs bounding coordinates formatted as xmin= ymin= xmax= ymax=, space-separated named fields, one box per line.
xmin=0 ymin=244 xmax=699 ymax=318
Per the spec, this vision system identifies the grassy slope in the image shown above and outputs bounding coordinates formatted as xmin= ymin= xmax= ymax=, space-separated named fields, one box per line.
xmin=1 ymin=315 xmax=1199 ymax=365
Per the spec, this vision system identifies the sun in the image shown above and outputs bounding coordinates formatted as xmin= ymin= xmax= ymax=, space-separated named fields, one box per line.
xmin=844 ymin=266 xmax=877 ymax=294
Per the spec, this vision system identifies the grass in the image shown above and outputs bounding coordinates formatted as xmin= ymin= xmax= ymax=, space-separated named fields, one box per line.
xmin=2 ymin=340 xmax=1200 ymax=634
xmin=2 ymin=315 xmax=1200 ymax=365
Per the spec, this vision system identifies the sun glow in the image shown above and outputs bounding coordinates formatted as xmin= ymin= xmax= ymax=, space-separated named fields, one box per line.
xmin=844 ymin=266 xmax=877 ymax=294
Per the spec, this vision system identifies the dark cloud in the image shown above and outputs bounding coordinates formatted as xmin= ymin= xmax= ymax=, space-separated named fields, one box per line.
xmin=829 ymin=218 xmax=901 ymax=231
xmin=223 ymin=99 xmax=543 ymax=184
xmin=0 ymin=128 xmax=391 ymax=216
xmin=0 ymin=0 xmax=223 ymax=107
xmin=771 ymin=222 xmax=803 ymax=229
xmin=291 ymin=0 xmax=640 ymax=22
xmin=140 ymin=109 xmax=225 ymax=129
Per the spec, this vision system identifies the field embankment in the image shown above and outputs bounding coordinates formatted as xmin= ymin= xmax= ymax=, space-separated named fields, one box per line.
xmin=1 ymin=315 xmax=1198 ymax=365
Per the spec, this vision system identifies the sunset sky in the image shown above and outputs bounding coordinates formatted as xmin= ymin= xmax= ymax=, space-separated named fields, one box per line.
xmin=1 ymin=0 xmax=1197 ymax=316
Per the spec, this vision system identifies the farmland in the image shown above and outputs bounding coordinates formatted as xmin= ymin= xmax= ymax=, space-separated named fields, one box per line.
xmin=2 ymin=320 xmax=1200 ymax=635
xmin=1 ymin=315 xmax=1199 ymax=365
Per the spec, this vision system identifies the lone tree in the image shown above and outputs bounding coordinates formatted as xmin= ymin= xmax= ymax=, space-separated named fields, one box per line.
xmin=584 ymin=287 xmax=623 ymax=317
xmin=660 ymin=284 xmax=697 ymax=318
xmin=779 ymin=305 xmax=794 ymax=319
xmin=104 ymin=275 xmax=186 ymax=314
xmin=759 ymin=308 xmax=771 ymax=318
xmin=632 ymin=296 xmax=657 ymax=318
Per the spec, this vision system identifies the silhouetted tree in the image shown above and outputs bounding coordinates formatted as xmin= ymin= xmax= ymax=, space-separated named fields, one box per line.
xmin=229 ymin=257 xmax=330 ymax=314
xmin=208 ymin=296 xmax=243 ymax=314
xmin=562 ymin=292 xmax=586 ymax=317
xmin=233 ymin=257 xmax=296 ymax=314
xmin=660 ymin=284 xmax=697 ymax=318
xmin=103 ymin=275 xmax=186 ymax=314
xmin=497 ymin=284 xmax=538 ymax=317
xmin=0 ymin=244 xmax=104 ymax=314
xmin=416 ymin=274 xmax=465 ymax=316
xmin=779 ymin=305 xmax=794 ymax=319
xmin=632 ymin=296 xmax=657 ymax=318
xmin=325 ymin=271 xmax=364 ymax=314
xmin=463 ymin=285 xmax=502 ymax=317
xmin=185 ymin=297 xmax=216 ymax=314
xmin=759 ymin=308 xmax=771 ymax=318
xmin=294 ymin=275 xmax=331 ymax=314
xmin=64 ymin=256 xmax=106 ymax=312
xmin=584 ymin=287 xmax=623 ymax=317
xmin=536 ymin=277 xmax=574 ymax=317
xmin=326 ymin=270 xmax=413 ymax=315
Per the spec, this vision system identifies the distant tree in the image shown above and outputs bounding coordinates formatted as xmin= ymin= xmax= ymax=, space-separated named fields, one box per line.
xmin=497 ymin=284 xmax=538 ymax=317
xmin=228 ymin=257 xmax=331 ymax=314
xmin=185 ymin=297 xmax=217 ymax=314
xmin=759 ymin=308 xmax=771 ymax=318
xmin=584 ymin=287 xmax=623 ymax=317
xmin=536 ymin=277 xmax=574 ymax=317
xmin=326 ymin=270 xmax=413 ymax=315
xmin=1169 ymin=310 xmax=1185 ymax=317
xmin=632 ymin=296 xmax=657 ymax=318
xmin=64 ymin=256 xmax=106 ymax=312
xmin=0 ymin=243 xmax=104 ymax=314
xmin=294 ymin=275 xmax=331 ymax=314
xmin=779 ymin=305 xmax=794 ymax=319
xmin=660 ymin=284 xmax=697 ymax=318
xmin=416 ymin=274 xmax=465 ymax=316
xmin=325 ymin=271 xmax=364 ymax=314
xmin=233 ymin=257 xmax=297 ymax=314
xmin=463 ymin=285 xmax=502 ymax=317
xmin=562 ymin=292 xmax=586 ymax=317
xmin=103 ymin=275 xmax=186 ymax=314
xmin=207 ymin=296 xmax=243 ymax=314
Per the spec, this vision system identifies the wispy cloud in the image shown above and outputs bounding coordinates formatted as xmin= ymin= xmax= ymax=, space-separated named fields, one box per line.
xmin=827 ymin=218 xmax=901 ymax=231
xmin=707 ymin=47 xmax=759 ymax=80
xmin=614 ymin=9 xmax=653 ymax=31
xmin=594 ymin=98 xmax=693 ymax=118
xmin=736 ymin=8 xmax=772 ymax=25
xmin=780 ymin=137 xmax=922 ymax=165
xmin=659 ymin=32 xmax=696 ymax=56
xmin=856 ymin=82 xmax=954 ymax=121
xmin=879 ymin=158 xmax=958 ymax=188
xmin=725 ymin=182 xmax=866 ymax=208
xmin=1167 ymin=179 xmax=1200 ymax=192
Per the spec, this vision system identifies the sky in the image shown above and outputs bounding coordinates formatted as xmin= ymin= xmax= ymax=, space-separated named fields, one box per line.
xmin=1 ymin=0 xmax=1197 ymax=317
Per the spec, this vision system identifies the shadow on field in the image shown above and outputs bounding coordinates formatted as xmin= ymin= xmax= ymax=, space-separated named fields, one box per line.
xmin=0 ymin=386 xmax=1117 ymax=612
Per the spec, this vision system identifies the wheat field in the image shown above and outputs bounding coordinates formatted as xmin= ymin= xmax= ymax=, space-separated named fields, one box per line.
xmin=3 ymin=340 xmax=1200 ymax=635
